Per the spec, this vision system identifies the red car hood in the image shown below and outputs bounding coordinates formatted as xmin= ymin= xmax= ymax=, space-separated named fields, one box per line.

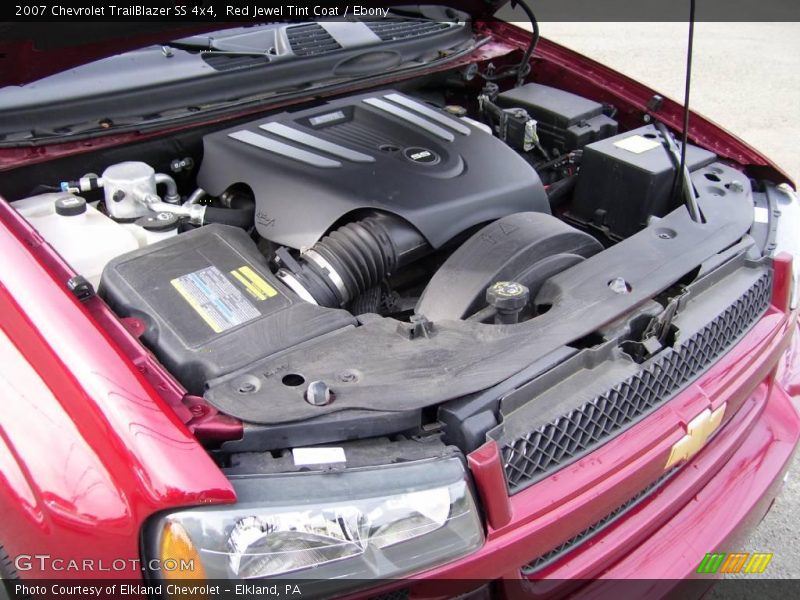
xmin=0 ymin=1 xmax=509 ymax=86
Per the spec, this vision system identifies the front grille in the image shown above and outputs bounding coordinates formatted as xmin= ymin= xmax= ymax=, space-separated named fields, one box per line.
xmin=365 ymin=18 xmax=452 ymax=41
xmin=503 ymin=271 xmax=772 ymax=494
xmin=287 ymin=23 xmax=342 ymax=56
xmin=522 ymin=469 xmax=677 ymax=574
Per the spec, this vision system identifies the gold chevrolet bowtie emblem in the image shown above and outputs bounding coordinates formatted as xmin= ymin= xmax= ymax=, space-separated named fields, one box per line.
xmin=665 ymin=403 xmax=726 ymax=469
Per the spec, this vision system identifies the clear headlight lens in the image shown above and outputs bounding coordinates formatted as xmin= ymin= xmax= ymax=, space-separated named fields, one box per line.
xmin=145 ymin=457 xmax=483 ymax=582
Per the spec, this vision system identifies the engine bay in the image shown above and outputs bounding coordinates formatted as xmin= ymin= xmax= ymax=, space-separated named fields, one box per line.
xmin=5 ymin=67 xmax=773 ymax=460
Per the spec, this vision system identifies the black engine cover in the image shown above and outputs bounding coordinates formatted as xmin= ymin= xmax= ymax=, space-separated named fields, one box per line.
xmin=197 ymin=90 xmax=549 ymax=249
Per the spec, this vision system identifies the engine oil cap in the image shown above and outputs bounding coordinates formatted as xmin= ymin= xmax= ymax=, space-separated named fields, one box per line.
xmin=54 ymin=195 xmax=87 ymax=217
xmin=487 ymin=281 xmax=530 ymax=311
xmin=135 ymin=211 xmax=180 ymax=232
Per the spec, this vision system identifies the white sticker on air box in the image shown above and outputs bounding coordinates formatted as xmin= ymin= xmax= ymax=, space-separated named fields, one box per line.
xmin=171 ymin=266 xmax=260 ymax=333
xmin=613 ymin=134 xmax=662 ymax=154
xmin=293 ymin=447 xmax=347 ymax=466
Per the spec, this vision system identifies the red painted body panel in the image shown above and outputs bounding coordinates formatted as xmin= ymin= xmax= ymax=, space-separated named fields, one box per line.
xmin=428 ymin=312 xmax=797 ymax=582
xmin=347 ymin=313 xmax=800 ymax=600
xmin=0 ymin=20 xmax=797 ymax=598
xmin=0 ymin=208 xmax=236 ymax=578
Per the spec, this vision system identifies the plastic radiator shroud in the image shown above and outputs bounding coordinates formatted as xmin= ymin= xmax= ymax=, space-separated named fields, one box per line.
xmin=204 ymin=162 xmax=758 ymax=425
xmin=416 ymin=212 xmax=603 ymax=321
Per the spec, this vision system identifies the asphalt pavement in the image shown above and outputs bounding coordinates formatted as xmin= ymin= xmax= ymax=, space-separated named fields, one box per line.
xmin=532 ymin=22 xmax=800 ymax=579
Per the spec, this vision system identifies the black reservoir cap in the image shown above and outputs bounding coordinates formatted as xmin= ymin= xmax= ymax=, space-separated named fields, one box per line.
xmin=135 ymin=211 xmax=180 ymax=232
xmin=54 ymin=195 xmax=87 ymax=216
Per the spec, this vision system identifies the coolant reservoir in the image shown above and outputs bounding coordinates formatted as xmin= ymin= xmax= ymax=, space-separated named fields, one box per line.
xmin=13 ymin=192 xmax=175 ymax=288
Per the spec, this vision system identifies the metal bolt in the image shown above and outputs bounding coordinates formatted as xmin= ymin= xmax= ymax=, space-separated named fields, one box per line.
xmin=170 ymin=157 xmax=195 ymax=173
xmin=729 ymin=180 xmax=745 ymax=193
xmin=305 ymin=381 xmax=333 ymax=406
xmin=462 ymin=63 xmax=478 ymax=81
xmin=338 ymin=372 xmax=358 ymax=383
xmin=238 ymin=381 xmax=256 ymax=394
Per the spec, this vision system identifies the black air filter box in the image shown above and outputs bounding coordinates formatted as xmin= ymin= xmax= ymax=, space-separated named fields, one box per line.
xmin=497 ymin=83 xmax=618 ymax=153
xmin=569 ymin=125 xmax=717 ymax=239
xmin=99 ymin=225 xmax=356 ymax=394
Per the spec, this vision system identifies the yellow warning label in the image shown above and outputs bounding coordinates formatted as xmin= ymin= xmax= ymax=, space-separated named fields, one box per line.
xmin=231 ymin=265 xmax=278 ymax=301
xmin=171 ymin=278 xmax=223 ymax=333
xmin=171 ymin=266 xmax=261 ymax=334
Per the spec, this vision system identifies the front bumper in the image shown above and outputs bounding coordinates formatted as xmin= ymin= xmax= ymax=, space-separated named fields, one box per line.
xmin=366 ymin=287 xmax=800 ymax=599
xmin=555 ymin=367 xmax=798 ymax=597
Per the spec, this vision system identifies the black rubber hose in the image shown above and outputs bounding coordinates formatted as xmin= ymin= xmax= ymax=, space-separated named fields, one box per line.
xmin=480 ymin=0 xmax=539 ymax=86
xmin=203 ymin=205 xmax=255 ymax=229
xmin=351 ymin=286 xmax=382 ymax=315
xmin=318 ymin=220 xmax=389 ymax=296
xmin=546 ymin=174 xmax=579 ymax=207
xmin=279 ymin=213 xmax=429 ymax=307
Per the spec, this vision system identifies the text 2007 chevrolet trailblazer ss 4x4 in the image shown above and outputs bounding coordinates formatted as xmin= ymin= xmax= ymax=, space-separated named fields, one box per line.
xmin=0 ymin=1 xmax=798 ymax=598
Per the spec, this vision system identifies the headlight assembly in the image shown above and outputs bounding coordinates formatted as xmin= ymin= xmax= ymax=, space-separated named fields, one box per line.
xmin=145 ymin=456 xmax=483 ymax=584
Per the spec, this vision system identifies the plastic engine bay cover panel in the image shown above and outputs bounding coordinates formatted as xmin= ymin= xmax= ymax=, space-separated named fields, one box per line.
xmin=202 ymin=161 xmax=758 ymax=425
xmin=197 ymin=89 xmax=549 ymax=249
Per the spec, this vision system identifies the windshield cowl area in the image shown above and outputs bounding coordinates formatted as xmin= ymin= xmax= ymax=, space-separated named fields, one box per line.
xmin=0 ymin=17 xmax=476 ymax=143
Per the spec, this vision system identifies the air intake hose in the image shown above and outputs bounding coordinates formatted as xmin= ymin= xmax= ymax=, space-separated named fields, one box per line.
xmin=275 ymin=213 xmax=429 ymax=307
xmin=203 ymin=205 xmax=255 ymax=229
